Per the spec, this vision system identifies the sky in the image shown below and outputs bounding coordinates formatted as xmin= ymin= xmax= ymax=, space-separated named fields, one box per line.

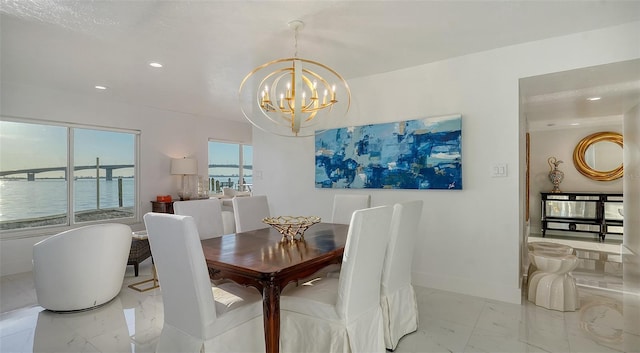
xmin=0 ymin=120 xmax=135 ymax=178
xmin=1 ymin=120 xmax=253 ymax=179
xmin=208 ymin=140 xmax=253 ymax=167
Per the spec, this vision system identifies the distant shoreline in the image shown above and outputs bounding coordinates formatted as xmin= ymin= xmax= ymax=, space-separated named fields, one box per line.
xmin=0 ymin=177 xmax=134 ymax=180
xmin=0 ymin=175 xmax=248 ymax=180
xmin=0 ymin=207 xmax=135 ymax=231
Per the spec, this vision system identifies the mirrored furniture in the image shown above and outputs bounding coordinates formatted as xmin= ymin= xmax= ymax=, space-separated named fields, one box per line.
xmin=541 ymin=192 xmax=623 ymax=242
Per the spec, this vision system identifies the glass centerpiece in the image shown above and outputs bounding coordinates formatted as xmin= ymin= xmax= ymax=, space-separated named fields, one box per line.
xmin=262 ymin=216 xmax=321 ymax=242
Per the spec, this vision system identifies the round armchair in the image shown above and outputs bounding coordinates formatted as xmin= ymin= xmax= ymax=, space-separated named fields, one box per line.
xmin=33 ymin=223 xmax=132 ymax=311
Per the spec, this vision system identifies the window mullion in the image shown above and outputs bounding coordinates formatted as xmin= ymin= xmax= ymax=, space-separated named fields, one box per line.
xmin=238 ymin=144 xmax=244 ymax=190
xmin=68 ymin=127 xmax=74 ymax=226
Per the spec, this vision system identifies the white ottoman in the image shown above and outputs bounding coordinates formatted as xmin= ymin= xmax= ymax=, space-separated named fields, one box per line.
xmin=528 ymin=251 xmax=579 ymax=311
xmin=527 ymin=242 xmax=574 ymax=281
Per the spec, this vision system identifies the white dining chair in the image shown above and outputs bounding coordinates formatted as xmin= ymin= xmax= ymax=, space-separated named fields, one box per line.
xmin=232 ymin=195 xmax=270 ymax=232
xmin=313 ymin=194 xmax=372 ymax=279
xmin=173 ymin=198 xmax=235 ymax=239
xmin=380 ymin=200 xmax=424 ymax=350
xmin=143 ymin=213 xmax=264 ymax=353
xmin=279 ymin=205 xmax=393 ymax=353
xmin=330 ymin=194 xmax=371 ymax=225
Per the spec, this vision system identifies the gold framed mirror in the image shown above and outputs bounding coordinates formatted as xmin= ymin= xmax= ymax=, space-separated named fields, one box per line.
xmin=573 ymin=131 xmax=623 ymax=181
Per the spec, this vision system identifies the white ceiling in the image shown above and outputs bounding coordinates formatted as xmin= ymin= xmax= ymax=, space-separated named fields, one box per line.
xmin=2 ymin=0 xmax=640 ymax=126
xmin=521 ymin=59 xmax=640 ymax=130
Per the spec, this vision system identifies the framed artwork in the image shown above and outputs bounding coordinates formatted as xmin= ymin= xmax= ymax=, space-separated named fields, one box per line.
xmin=315 ymin=114 xmax=462 ymax=189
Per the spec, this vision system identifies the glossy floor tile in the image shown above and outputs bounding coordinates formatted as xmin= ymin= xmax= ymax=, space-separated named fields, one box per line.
xmin=1 ymin=249 xmax=638 ymax=353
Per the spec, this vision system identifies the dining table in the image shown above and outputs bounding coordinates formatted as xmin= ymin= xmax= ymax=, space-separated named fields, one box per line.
xmin=200 ymin=222 xmax=349 ymax=353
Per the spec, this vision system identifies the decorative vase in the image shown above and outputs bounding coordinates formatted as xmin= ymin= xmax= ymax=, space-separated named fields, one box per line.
xmin=197 ymin=175 xmax=209 ymax=199
xmin=548 ymin=157 xmax=564 ymax=193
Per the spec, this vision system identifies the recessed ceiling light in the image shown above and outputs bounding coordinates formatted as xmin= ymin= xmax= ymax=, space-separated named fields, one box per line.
xmin=570 ymin=123 xmax=580 ymax=126
xmin=587 ymin=96 xmax=601 ymax=101
xmin=149 ymin=62 xmax=163 ymax=68
xmin=95 ymin=85 xmax=107 ymax=90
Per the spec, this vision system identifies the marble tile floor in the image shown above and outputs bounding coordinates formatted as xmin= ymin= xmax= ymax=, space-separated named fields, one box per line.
xmin=1 ymin=257 xmax=639 ymax=353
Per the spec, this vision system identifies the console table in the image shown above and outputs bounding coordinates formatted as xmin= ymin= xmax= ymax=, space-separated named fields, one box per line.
xmin=541 ymin=192 xmax=623 ymax=242
xmin=150 ymin=201 xmax=174 ymax=214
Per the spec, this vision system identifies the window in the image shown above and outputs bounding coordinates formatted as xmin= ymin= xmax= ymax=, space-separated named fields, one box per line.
xmin=0 ymin=118 xmax=139 ymax=232
xmin=208 ymin=140 xmax=253 ymax=193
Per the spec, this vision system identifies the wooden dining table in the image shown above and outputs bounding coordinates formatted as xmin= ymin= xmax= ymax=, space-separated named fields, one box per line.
xmin=200 ymin=222 xmax=349 ymax=353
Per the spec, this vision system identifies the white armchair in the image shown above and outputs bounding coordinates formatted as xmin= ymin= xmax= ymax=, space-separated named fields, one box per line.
xmin=33 ymin=223 xmax=132 ymax=312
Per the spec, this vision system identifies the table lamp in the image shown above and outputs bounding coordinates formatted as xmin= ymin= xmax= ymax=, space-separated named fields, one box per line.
xmin=171 ymin=157 xmax=198 ymax=200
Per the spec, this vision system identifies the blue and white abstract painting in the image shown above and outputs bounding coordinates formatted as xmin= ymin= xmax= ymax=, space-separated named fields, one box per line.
xmin=315 ymin=114 xmax=462 ymax=189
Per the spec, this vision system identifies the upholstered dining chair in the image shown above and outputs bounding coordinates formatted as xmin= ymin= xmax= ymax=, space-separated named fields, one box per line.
xmin=330 ymin=194 xmax=371 ymax=225
xmin=173 ymin=198 xmax=235 ymax=239
xmin=279 ymin=205 xmax=393 ymax=353
xmin=232 ymin=195 xmax=270 ymax=233
xmin=143 ymin=213 xmax=264 ymax=353
xmin=314 ymin=194 xmax=372 ymax=279
xmin=380 ymin=200 xmax=424 ymax=350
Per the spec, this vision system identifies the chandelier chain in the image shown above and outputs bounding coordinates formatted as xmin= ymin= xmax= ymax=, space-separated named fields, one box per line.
xmin=293 ymin=25 xmax=299 ymax=58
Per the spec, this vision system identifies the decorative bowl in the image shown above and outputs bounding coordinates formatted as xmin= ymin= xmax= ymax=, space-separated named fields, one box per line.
xmin=262 ymin=216 xmax=321 ymax=242
xmin=156 ymin=195 xmax=172 ymax=202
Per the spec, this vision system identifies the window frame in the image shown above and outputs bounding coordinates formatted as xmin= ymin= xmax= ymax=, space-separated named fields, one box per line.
xmin=0 ymin=116 xmax=141 ymax=239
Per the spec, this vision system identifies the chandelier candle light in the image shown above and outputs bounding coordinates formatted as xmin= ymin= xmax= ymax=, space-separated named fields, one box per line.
xmin=239 ymin=20 xmax=351 ymax=137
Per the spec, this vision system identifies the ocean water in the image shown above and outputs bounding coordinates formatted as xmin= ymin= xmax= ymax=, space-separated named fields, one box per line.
xmin=0 ymin=178 xmax=135 ymax=222
xmin=0 ymin=174 xmax=252 ymax=222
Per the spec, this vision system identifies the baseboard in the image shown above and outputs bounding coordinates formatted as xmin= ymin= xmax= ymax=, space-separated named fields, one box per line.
xmin=412 ymin=271 xmax=522 ymax=305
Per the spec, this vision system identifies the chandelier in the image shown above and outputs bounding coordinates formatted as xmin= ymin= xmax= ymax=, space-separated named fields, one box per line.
xmin=239 ymin=20 xmax=351 ymax=137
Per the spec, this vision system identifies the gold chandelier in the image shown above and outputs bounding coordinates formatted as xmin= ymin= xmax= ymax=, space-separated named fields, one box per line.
xmin=239 ymin=20 xmax=351 ymax=137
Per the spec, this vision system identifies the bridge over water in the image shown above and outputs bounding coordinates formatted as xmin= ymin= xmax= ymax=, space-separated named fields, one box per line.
xmin=0 ymin=164 xmax=252 ymax=181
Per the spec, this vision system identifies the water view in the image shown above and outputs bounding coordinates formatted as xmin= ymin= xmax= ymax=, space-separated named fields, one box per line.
xmin=0 ymin=178 xmax=135 ymax=222
xmin=208 ymin=167 xmax=252 ymax=192
xmin=0 ymin=172 xmax=251 ymax=225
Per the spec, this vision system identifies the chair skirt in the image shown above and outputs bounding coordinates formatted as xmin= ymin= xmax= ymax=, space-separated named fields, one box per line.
xmin=381 ymin=284 xmax=419 ymax=350
xmin=280 ymin=307 xmax=385 ymax=353
xmin=156 ymin=316 xmax=265 ymax=353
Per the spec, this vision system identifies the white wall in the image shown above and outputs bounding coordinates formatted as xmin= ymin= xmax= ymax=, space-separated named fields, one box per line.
xmin=252 ymin=21 xmax=640 ymax=304
xmin=622 ymin=105 xmax=640 ymax=340
xmin=622 ymin=104 xmax=640 ymax=340
xmin=623 ymin=104 xmax=640 ymax=255
xmin=528 ymin=124 xmax=624 ymax=235
xmin=0 ymin=83 xmax=252 ymax=276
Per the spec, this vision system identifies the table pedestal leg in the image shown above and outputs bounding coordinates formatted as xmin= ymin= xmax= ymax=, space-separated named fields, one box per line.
xmin=263 ymin=283 xmax=281 ymax=353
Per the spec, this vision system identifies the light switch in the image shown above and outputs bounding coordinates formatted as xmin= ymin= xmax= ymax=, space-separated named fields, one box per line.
xmin=491 ymin=163 xmax=508 ymax=177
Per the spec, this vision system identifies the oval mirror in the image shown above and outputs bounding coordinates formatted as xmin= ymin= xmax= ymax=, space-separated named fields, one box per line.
xmin=573 ymin=132 xmax=623 ymax=181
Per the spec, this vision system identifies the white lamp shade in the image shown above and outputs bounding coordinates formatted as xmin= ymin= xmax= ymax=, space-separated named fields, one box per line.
xmin=171 ymin=158 xmax=198 ymax=175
